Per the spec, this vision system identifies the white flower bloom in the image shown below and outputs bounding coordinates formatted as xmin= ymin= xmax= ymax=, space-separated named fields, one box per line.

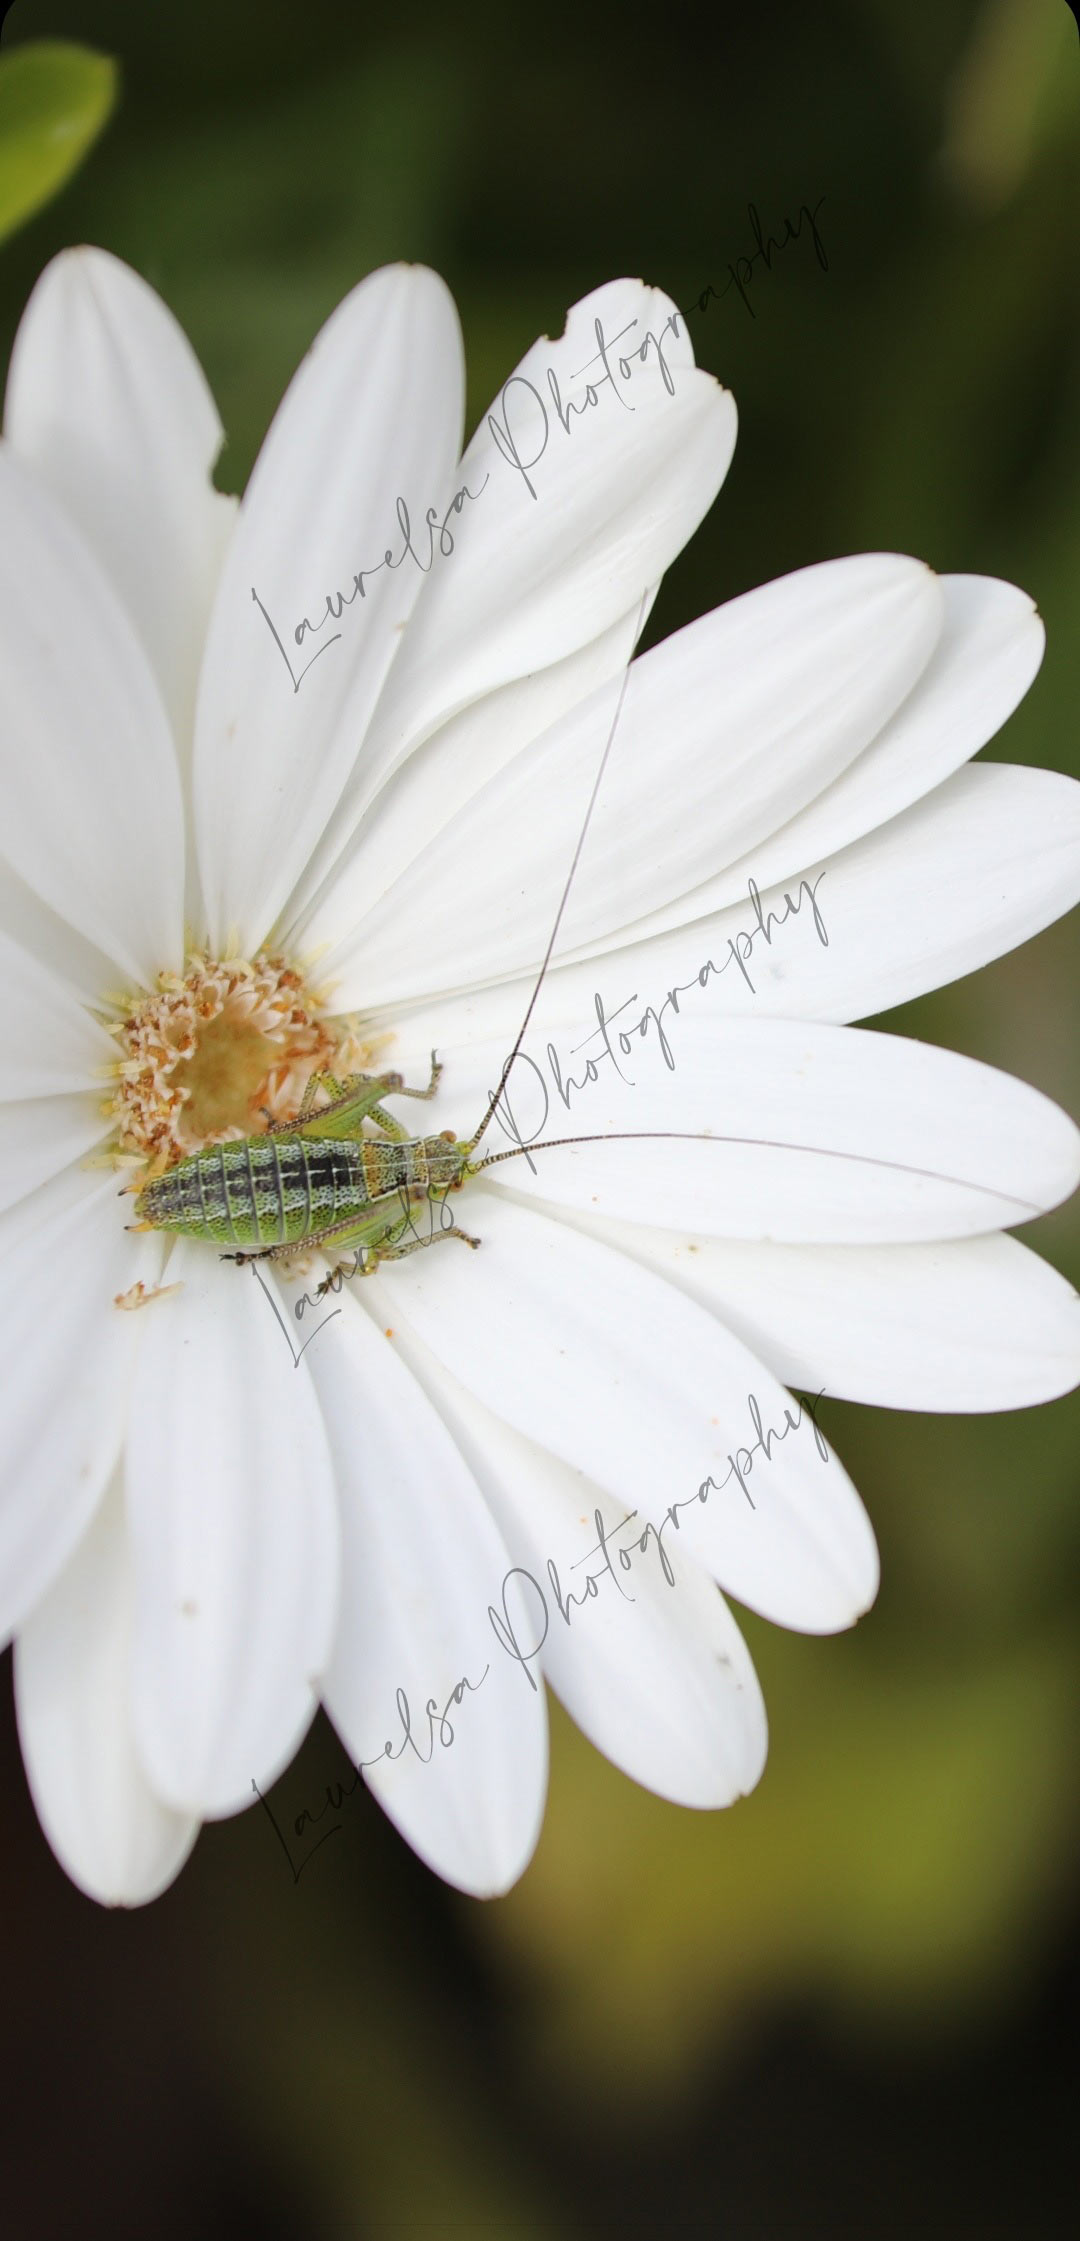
xmin=2 ymin=247 xmax=1079 ymax=1907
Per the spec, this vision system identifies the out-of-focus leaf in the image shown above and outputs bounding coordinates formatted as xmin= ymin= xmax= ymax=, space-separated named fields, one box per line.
xmin=482 ymin=1619 xmax=1080 ymax=2096
xmin=0 ymin=40 xmax=116 ymax=246
xmin=939 ymin=0 xmax=1080 ymax=210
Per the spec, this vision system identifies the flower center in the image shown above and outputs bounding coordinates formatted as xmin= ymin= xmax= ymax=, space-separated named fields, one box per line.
xmin=106 ymin=950 xmax=377 ymax=1175
xmin=170 ymin=1009 xmax=281 ymax=1138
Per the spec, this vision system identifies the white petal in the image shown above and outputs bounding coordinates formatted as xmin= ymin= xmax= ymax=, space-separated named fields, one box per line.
xmin=586 ymin=572 xmax=1045 ymax=953
xmin=125 ymin=1243 xmax=340 ymax=1815
xmin=194 ymin=265 xmax=465 ymax=953
xmin=381 ymin=760 xmax=1080 ymax=1070
xmin=364 ymin=1325 xmax=767 ymax=1807
xmin=0 ymin=923 xmax=115 ymax=1093
xmin=571 ymin=1219 xmax=1080 ymax=1412
xmin=15 ymin=1476 xmax=198 ymax=1906
xmin=0 ymin=1095 xmax=109 ymax=1212
xmin=376 ymin=1191 xmax=880 ymax=1634
xmin=768 ymin=760 xmax=1080 ymax=1023
xmin=0 ymin=853 xmax=120 ymax=1004
xmin=304 ymin=1286 xmax=546 ymax=1897
xmin=0 ymin=1165 xmax=157 ymax=1644
xmin=422 ymin=1015 xmax=1080 ymax=1242
xmin=753 ymin=760 xmax=1080 ymax=1023
xmin=293 ymin=588 xmax=657 ymax=950
xmin=4 ymin=246 xmax=235 ymax=753
xmin=0 ymin=448 xmax=185 ymax=982
xmin=322 ymin=555 xmax=943 ymax=1011
xmin=333 ymin=278 xmax=737 ymax=818
xmin=425 ymin=760 xmax=1080 ymax=1043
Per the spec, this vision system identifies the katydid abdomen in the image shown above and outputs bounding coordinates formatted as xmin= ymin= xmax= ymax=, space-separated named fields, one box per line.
xmin=135 ymin=1127 xmax=469 ymax=1253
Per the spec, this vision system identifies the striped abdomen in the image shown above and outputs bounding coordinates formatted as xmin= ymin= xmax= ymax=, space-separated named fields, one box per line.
xmin=136 ymin=1134 xmax=393 ymax=1249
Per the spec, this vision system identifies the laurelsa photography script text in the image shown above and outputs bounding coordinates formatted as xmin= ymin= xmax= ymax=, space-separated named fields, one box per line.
xmin=254 ymin=1386 xmax=830 ymax=1884
xmin=489 ymin=871 xmax=830 ymax=1171
xmin=251 ymin=196 xmax=828 ymax=693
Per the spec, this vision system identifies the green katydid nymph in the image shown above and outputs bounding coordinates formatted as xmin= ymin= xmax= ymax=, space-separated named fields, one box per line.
xmin=131 ymin=1051 xmax=489 ymax=1293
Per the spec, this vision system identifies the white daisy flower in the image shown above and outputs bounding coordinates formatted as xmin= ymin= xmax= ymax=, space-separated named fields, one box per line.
xmin=2 ymin=247 xmax=1079 ymax=1908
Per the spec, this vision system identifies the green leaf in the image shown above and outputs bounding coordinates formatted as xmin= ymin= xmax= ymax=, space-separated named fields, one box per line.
xmin=0 ymin=40 xmax=117 ymax=246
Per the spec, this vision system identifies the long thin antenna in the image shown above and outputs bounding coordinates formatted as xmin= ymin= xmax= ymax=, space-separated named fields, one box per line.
xmin=469 ymin=1128 xmax=1046 ymax=1217
xmin=464 ymin=590 xmax=650 ymax=1156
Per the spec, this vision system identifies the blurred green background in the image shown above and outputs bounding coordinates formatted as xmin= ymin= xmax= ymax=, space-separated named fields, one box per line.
xmin=1 ymin=0 xmax=1079 ymax=2233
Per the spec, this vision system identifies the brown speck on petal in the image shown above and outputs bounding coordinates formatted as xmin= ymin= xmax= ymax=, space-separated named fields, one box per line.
xmin=114 ymin=1280 xmax=183 ymax=1311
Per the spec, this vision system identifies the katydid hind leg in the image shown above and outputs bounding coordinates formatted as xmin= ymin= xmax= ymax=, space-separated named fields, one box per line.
xmin=221 ymin=1197 xmax=405 ymax=1271
xmin=304 ymin=1197 xmax=481 ymax=1287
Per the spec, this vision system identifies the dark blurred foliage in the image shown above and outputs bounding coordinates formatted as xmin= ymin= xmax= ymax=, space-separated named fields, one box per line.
xmin=1 ymin=1 xmax=1078 ymax=2234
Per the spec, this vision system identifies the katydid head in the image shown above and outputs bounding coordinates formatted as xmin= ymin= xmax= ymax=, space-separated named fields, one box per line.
xmin=418 ymin=1131 xmax=473 ymax=1191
